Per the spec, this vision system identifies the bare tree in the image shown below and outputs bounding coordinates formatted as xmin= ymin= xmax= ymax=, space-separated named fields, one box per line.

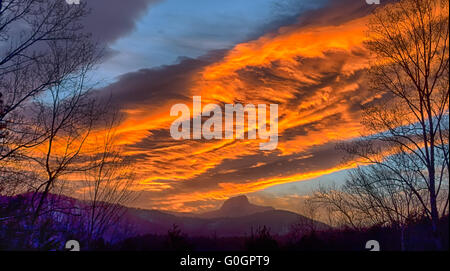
xmin=28 ymin=65 xmax=101 ymax=223
xmin=337 ymin=0 xmax=449 ymax=249
xmin=81 ymin=113 xmax=137 ymax=247
xmin=291 ymin=197 xmax=321 ymax=239
xmin=0 ymin=2 xmax=138 ymax=250
xmin=314 ymin=163 xmax=430 ymax=249
xmin=0 ymin=0 xmax=98 ymax=177
xmin=312 ymin=184 xmax=363 ymax=229
xmin=0 ymin=0 xmax=104 ymax=221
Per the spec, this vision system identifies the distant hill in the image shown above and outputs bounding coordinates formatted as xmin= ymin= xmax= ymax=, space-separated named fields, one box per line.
xmin=1 ymin=193 xmax=329 ymax=239
xmin=122 ymin=195 xmax=329 ymax=237
xmin=198 ymin=195 xmax=274 ymax=218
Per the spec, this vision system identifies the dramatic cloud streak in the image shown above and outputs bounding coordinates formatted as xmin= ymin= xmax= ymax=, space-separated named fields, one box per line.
xmin=83 ymin=0 xmax=382 ymax=212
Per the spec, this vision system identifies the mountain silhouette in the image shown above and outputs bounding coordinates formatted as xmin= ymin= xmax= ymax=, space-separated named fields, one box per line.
xmin=199 ymin=195 xmax=274 ymax=218
xmin=2 ymin=193 xmax=329 ymax=238
xmin=124 ymin=195 xmax=329 ymax=237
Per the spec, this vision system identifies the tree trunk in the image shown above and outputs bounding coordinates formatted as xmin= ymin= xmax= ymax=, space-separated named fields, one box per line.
xmin=400 ymin=225 xmax=406 ymax=251
xmin=428 ymin=172 xmax=442 ymax=250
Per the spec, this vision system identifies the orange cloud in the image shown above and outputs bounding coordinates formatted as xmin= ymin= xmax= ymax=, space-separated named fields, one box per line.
xmin=63 ymin=7 xmax=378 ymax=212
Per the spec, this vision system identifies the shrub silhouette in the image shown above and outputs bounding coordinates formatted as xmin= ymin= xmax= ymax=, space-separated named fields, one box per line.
xmin=164 ymin=224 xmax=193 ymax=251
xmin=245 ymin=226 xmax=278 ymax=251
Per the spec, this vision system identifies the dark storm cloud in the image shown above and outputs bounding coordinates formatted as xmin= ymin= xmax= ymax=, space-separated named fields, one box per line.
xmin=250 ymin=0 xmax=378 ymax=41
xmin=95 ymin=50 xmax=227 ymax=110
xmin=294 ymin=0 xmax=378 ymax=27
xmin=83 ymin=0 xmax=161 ymax=44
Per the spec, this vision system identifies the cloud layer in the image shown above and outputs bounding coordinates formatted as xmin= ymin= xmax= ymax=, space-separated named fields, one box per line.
xmin=85 ymin=0 xmax=380 ymax=212
xmin=84 ymin=0 xmax=161 ymax=44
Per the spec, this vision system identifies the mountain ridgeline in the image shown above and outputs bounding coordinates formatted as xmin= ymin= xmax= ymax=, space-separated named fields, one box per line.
xmin=124 ymin=195 xmax=329 ymax=237
xmin=0 ymin=193 xmax=329 ymax=243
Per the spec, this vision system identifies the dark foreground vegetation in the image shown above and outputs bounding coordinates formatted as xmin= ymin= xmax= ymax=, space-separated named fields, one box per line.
xmin=1 ymin=192 xmax=447 ymax=251
xmin=103 ymin=216 xmax=450 ymax=251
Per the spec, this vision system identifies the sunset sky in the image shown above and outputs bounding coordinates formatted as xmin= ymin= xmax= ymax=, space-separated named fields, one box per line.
xmin=78 ymin=0 xmax=382 ymax=212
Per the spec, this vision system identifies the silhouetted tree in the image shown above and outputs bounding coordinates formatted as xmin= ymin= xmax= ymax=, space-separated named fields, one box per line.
xmin=0 ymin=0 xmax=102 ymax=217
xmin=82 ymin=112 xmax=137 ymax=247
xmin=336 ymin=0 xmax=449 ymax=249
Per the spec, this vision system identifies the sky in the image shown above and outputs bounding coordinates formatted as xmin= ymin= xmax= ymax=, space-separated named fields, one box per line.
xmin=75 ymin=0 xmax=383 ymax=213
xmin=96 ymin=0 xmax=327 ymax=81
